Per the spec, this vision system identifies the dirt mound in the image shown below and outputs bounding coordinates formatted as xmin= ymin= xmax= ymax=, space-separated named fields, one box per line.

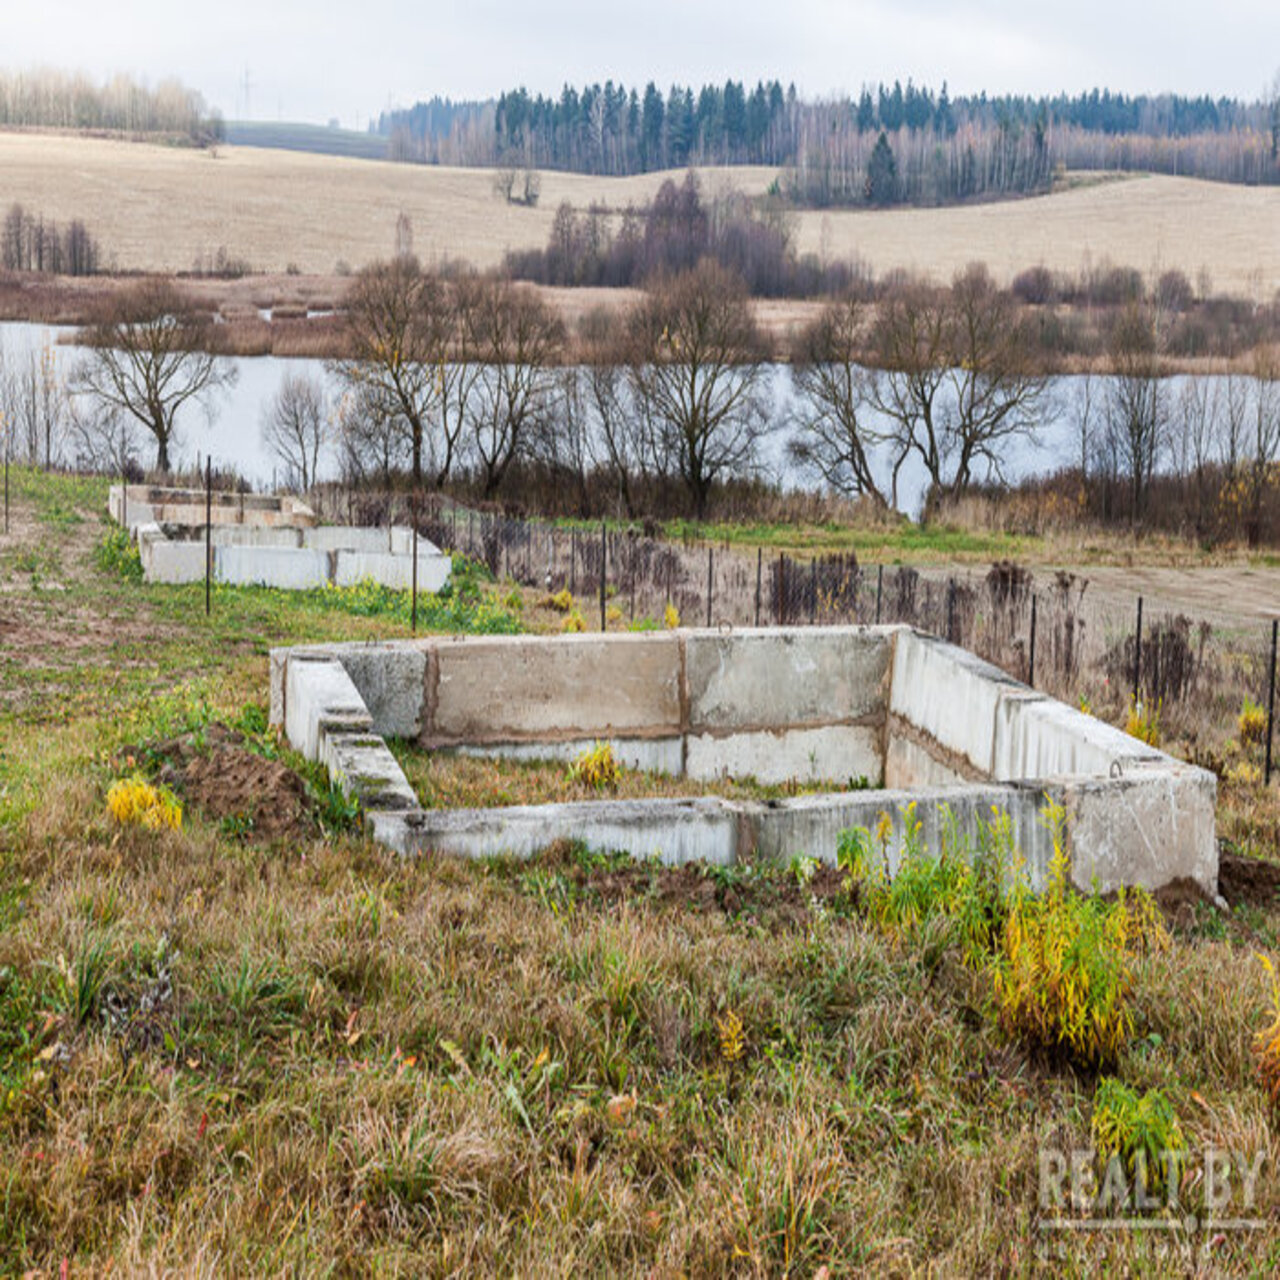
xmin=144 ymin=724 xmax=318 ymax=845
xmin=1219 ymin=852 xmax=1280 ymax=910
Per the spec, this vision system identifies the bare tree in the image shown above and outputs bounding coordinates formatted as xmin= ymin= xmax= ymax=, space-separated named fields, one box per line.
xmin=788 ymin=294 xmax=889 ymax=506
xmin=944 ymin=264 xmax=1049 ymax=490
xmin=1243 ymin=347 xmax=1280 ymax=545
xmin=73 ymin=280 xmax=235 ymax=472
xmin=1104 ymin=302 xmax=1168 ymax=522
xmin=64 ymin=399 xmax=141 ymax=474
xmin=332 ymin=384 xmax=409 ymax=487
xmin=463 ymin=280 xmax=564 ymax=497
xmin=1074 ymin=371 xmax=1096 ymax=478
xmin=261 ymin=372 xmax=330 ymax=492
xmin=870 ymin=266 xmax=1046 ymax=507
xmin=866 ymin=280 xmax=950 ymax=506
xmin=578 ymin=310 xmax=656 ymax=517
xmin=1220 ymin=370 xmax=1251 ymax=482
xmin=4 ymin=343 xmax=68 ymax=468
xmin=331 ymin=258 xmax=452 ymax=487
xmin=627 ymin=261 xmax=772 ymax=518
xmin=1174 ymin=375 xmax=1220 ymax=533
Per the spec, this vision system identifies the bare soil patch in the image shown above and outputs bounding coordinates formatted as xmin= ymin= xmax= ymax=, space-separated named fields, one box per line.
xmin=1218 ymin=850 xmax=1280 ymax=910
xmin=147 ymin=724 xmax=317 ymax=844
xmin=530 ymin=838 xmax=850 ymax=929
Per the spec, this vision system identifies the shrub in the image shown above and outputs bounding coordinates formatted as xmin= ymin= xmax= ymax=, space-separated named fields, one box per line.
xmin=839 ymin=801 xmax=1165 ymax=1069
xmin=1254 ymin=953 xmax=1280 ymax=1114
xmin=1239 ymin=697 xmax=1267 ymax=747
xmin=1091 ymin=1078 xmax=1185 ymax=1196
xmin=1125 ymin=698 xmax=1162 ymax=748
xmin=547 ymin=588 xmax=574 ymax=612
xmin=838 ymin=802 xmax=1008 ymax=966
xmin=562 ymin=610 xmax=586 ymax=633
xmin=663 ymin=601 xmax=680 ymax=629
xmin=1226 ymin=759 xmax=1263 ymax=789
xmin=106 ymin=775 xmax=182 ymax=831
xmin=95 ymin=527 xmax=143 ymax=582
xmin=568 ymin=741 xmax=619 ymax=791
xmin=991 ymin=808 xmax=1166 ymax=1069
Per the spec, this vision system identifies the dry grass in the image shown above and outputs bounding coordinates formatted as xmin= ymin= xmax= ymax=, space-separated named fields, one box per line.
xmin=5 ymin=469 xmax=1280 ymax=1271
xmin=0 ymin=131 xmax=775 ymax=276
xmin=3 ymin=130 xmax=1279 ymax=296
xmin=391 ymin=747 xmax=868 ymax=810
xmin=792 ymin=172 xmax=1280 ymax=299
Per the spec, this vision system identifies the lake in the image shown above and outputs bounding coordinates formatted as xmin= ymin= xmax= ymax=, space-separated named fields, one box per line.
xmin=0 ymin=320 xmax=1147 ymax=518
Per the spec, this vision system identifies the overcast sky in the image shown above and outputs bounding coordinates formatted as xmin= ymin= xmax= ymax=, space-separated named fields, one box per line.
xmin=8 ymin=1 xmax=1280 ymax=129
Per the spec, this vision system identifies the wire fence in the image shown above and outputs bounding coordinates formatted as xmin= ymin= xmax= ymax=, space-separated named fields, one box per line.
xmin=307 ymin=487 xmax=1279 ymax=765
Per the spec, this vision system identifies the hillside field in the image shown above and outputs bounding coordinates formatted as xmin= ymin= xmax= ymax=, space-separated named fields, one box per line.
xmin=2 ymin=131 xmax=1279 ymax=295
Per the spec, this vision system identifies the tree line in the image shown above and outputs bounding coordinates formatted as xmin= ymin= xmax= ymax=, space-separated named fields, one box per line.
xmin=376 ymin=78 xmax=1280 ymax=201
xmin=505 ymin=172 xmax=858 ymax=297
xmin=14 ymin=261 xmax=1276 ymax=544
xmin=2 ymin=203 xmax=102 ymax=275
xmin=0 ymin=69 xmax=223 ymax=144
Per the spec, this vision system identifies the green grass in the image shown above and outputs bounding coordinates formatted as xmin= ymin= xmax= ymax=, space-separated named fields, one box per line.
xmin=390 ymin=744 xmax=873 ymax=809
xmin=658 ymin=516 xmax=1038 ymax=561
xmin=1 ymin=469 xmax=1279 ymax=1272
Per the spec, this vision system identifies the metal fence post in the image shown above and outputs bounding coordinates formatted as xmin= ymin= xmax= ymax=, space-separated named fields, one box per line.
xmin=411 ymin=488 xmax=419 ymax=635
xmin=706 ymin=546 xmax=713 ymax=628
xmin=204 ymin=457 xmax=212 ymax=617
xmin=600 ymin=519 xmax=607 ymax=630
xmin=778 ymin=554 xmax=786 ymax=625
xmin=754 ymin=547 xmax=762 ymax=627
xmin=875 ymin=564 xmax=883 ymax=624
xmin=810 ymin=557 xmax=818 ymax=625
xmin=1028 ymin=593 xmax=1038 ymax=689
xmin=946 ymin=578 xmax=956 ymax=643
xmin=1267 ymin=618 xmax=1278 ymax=787
xmin=1133 ymin=596 xmax=1144 ymax=704
xmin=570 ymin=529 xmax=576 ymax=595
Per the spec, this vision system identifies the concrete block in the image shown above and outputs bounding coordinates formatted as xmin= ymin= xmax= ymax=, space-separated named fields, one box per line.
xmin=686 ymin=724 xmax=882 ymax=786
xmin=890 ymin=629 xmax=1033 ymax=776
xmin=748 ymin=784 xmax=1058 ymax=882
xmin=216 ymin=546 xmax=332 ymax=589
xmin=994 ymin=695 xmax=1163 ymax=781
xmin=268 ymin=648 xmax=289 ymax=727
xmin=389 ymin=527 xmax=443 ymax=556
xmin=323 ymin=731 xmax=419 ymax=811
xmin=452 ymin=736 xmax=685 ymax=776
xmin=333 ymin=644 xmax=429 ymax=739
xmin=382 ymin=796 xmax=739 ymax=864
xmin=884 ymin=732 xmax=972 ymax=789
xmin=211 ymin=526 xmax=303 ymax=549
xmin=334 ymin=550 xmax=451 ymax=593
xmin=142 ymin=537 xmax=207 ymax=585
xmin=305 ymin=525 xmax=391 ymax=554
xmin=430 ymin=633 xmax=682 ymax=744
xmin=1065 ymin=763 xmax=1218 ymax=897
xmin=685 ymin=626 xmax=891 ymax=731
xmin=284 ymin=656 xmax=372 ymax=762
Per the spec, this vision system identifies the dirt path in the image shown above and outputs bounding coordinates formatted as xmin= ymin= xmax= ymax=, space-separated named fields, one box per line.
xmin=0 ymin=490 xmax=182 ymax=718
xmin=918 ymin=562 xmax=1280 ymax=629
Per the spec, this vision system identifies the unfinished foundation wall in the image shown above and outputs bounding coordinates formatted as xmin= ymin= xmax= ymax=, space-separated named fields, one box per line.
xmin=269 ymin=625 xmax=1219 ymax=898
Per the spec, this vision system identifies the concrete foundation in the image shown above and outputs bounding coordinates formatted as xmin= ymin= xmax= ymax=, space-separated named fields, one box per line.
xmin=269 ymin=627 xmax=1220 ymax=897
xmin=115 ymin=487 xmax=450 ymax=595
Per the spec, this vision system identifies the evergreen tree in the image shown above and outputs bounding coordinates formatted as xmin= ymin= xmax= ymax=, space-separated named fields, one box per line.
xmin=856 ymin=89 xmax=877 ymax=133
xmin=865 ymin=132 xmax=899 ymax=205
